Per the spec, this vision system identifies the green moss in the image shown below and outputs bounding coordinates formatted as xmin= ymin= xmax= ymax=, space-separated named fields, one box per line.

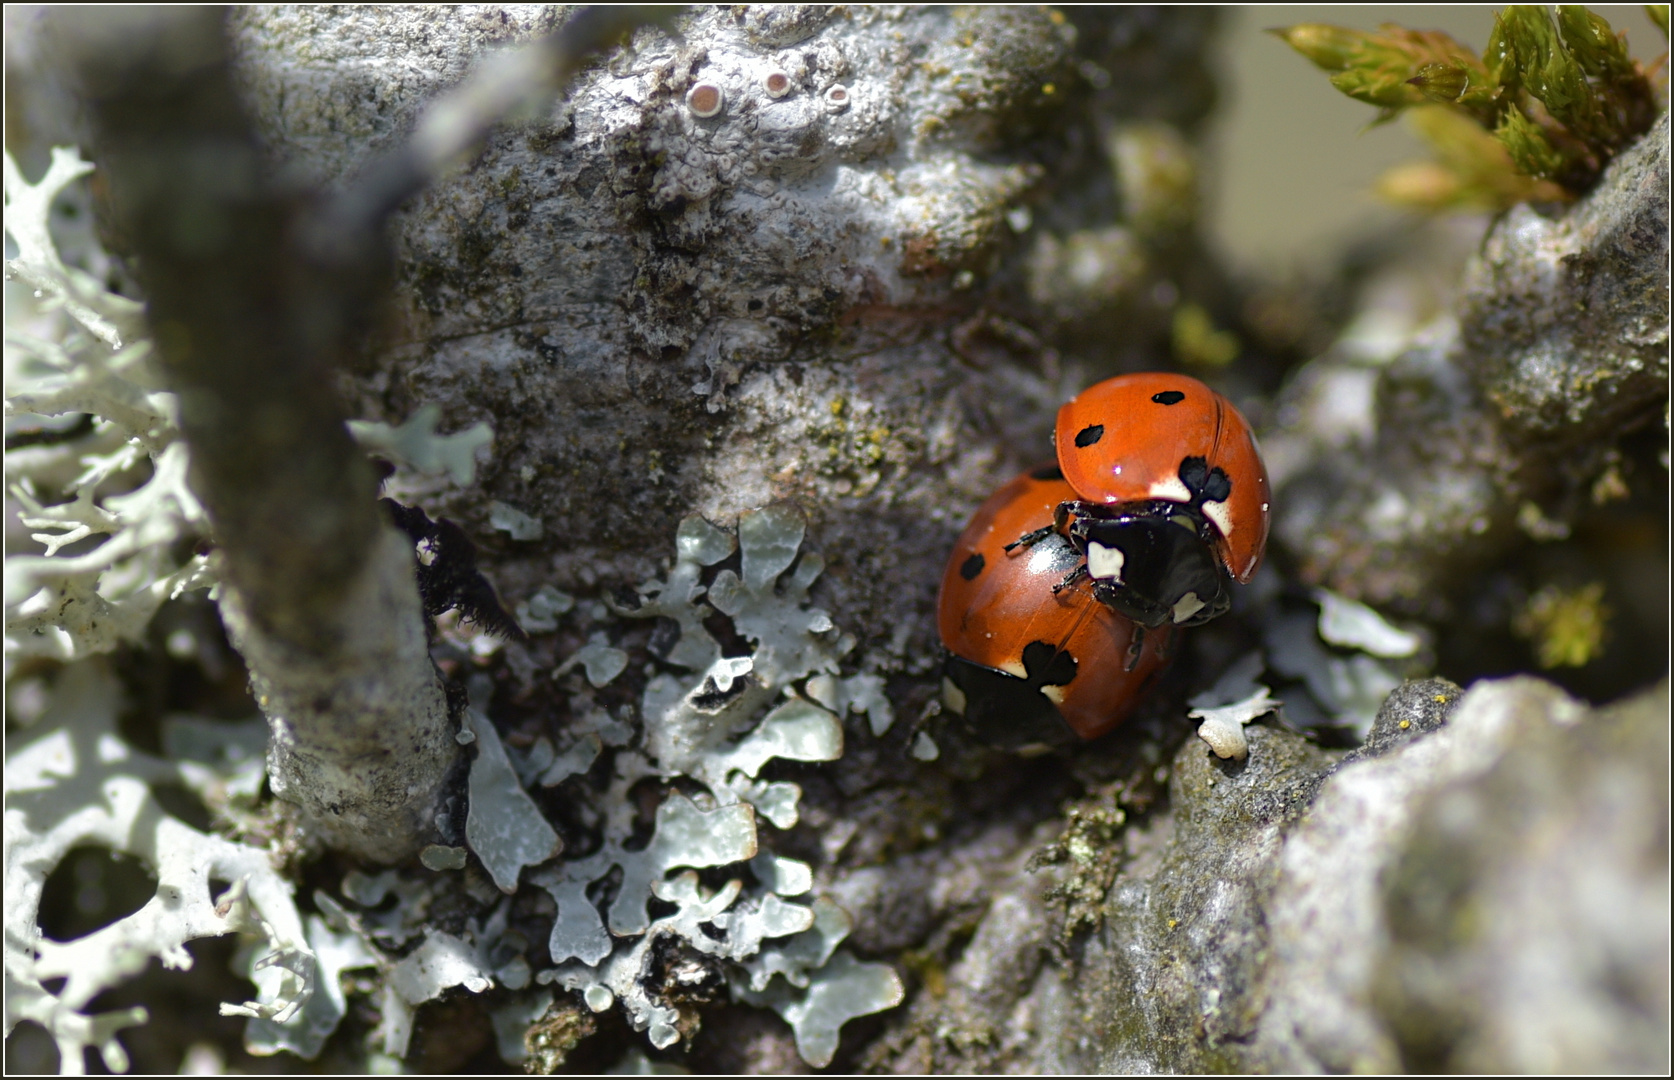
xmin=1171 ymin=302 xmax=1240 ymax=368
xmin=1376 ymin=106 xmax=1568 ymax=209
xmin=1275 ymin=5 xmax=1664 ymax=206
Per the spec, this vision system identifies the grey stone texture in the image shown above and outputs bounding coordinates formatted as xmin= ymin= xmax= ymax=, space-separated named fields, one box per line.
xmin=859 ymin=677 xmax=1668 ymax=1073
xmin=1271 ymin=110 xmax=1669 ymax=611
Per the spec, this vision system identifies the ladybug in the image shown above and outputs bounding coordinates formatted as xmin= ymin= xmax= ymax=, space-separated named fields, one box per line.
xmin=938 ymin=465 xmax=1175 ymax=746
xmin=1034 ymin=373 xmax=1270 ymax=630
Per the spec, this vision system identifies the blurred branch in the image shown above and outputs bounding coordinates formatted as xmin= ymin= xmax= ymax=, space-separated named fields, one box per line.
xmin=59 ymin=6 xmax=382 ymax=644
xmin=51 ymin=5 xmax=667 ymax=861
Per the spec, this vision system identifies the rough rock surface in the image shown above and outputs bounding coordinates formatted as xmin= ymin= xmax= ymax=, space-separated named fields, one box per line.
xmin=1374 ymin=679 xmax=1670 ymax=1074
xmin=1461 ymin=110 xmax=1671 ymax=450
xmin=1270 ymin=111 xmax=1669 ymax=612
xmin=862 ymin=676 xmax=1669 ymax=1073
xmin=229 ymin=5 xmax=1069 ymax=648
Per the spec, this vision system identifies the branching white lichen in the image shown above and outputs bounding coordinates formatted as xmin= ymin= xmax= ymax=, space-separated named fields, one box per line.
xmin=4 ymin=148 xmax=212 ymax=665
xmin=2 ymin=150 xmax=312 ymax=1073
xmin=243 ymin=899 xmax=379 ymax=1060
xmin=3 ymin=144 xmax=479 ymax=1071
xmin=2 ymin=149 xmax=145 ymax=353
xmin=3 ymin=661 xmax=314 ymax=1074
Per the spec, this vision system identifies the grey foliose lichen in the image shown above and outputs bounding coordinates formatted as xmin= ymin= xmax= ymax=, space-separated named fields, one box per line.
xmin=207 ymin=502 xmax=902 ymax=1069
xmin=526 ymin=505 xmax=902 ymax=1064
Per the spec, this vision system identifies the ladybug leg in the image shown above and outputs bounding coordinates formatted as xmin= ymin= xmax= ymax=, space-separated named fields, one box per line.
xmin=1050 ymin=564 xmax=1089 ymax=595
xmin=1004 ymin=525 xmax=1055 ymax=553
xmin=1124 ymin=623 xmax=1146 ymax=672
xmin=1054 ymin=499 xmax=1097 ymax=534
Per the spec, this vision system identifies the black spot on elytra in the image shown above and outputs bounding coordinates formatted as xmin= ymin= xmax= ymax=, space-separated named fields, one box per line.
xmin=1021 ymin=639 xmax=1077 ymax=687
xmin=1074 ymin=424 xmax=1105 ymax=448
xmin=960 ymin=553 xmax=985 ymax=580
xmin=1178 ymin=456 xmax=1232 ymax=502
xmin=1152 ymin=390 xmax=1186 ymax=405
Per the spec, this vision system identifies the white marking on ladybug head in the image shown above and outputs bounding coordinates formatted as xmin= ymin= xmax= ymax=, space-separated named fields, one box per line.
xmin=1087 ymin=541 xmax=1125 ymax=582
xmin=1000 ymin=659 xmax=1027 ymax=679
xmin=1149 ymin=475 xmax=1191 ymax=503
xmin=1041 ymin=684 xmax=1067 ymax=705
xmin=940 ymin=676 xmax=967 ymax=716
xmin=1172 ymin=591 xmax=1205 ymax=623
xmin=1202 ymin=500 xmax=1232 ymax=538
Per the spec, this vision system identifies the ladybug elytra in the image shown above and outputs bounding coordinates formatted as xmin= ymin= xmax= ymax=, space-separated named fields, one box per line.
xmin=1053 ymin=372 xmax=1270 ymax=603
xmin=937 ymin=465 xmax=1175 ymax=746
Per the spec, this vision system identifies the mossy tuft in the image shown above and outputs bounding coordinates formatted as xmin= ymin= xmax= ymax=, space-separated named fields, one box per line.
xmin=1275 ymin=6 xmax=1666 ymax=209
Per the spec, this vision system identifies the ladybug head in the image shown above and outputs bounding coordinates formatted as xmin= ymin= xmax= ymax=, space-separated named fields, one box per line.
xmin=1066 ymin=455 xmax=1234 ymax=628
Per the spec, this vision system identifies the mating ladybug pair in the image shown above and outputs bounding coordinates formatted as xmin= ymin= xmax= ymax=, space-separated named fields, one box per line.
xmin=938 ymin=374 xmax=1270 ymax=747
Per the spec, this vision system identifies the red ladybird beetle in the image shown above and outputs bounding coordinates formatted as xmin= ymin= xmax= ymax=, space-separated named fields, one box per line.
xmin=1037 ymin=373 xmax=1270 ymax=630
xmin=938 ymin=464 xmax=1175 ymax=746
